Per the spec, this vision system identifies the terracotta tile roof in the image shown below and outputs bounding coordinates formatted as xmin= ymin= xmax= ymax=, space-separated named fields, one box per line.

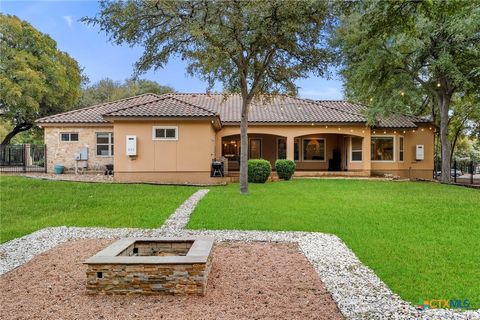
xmin=37 ymin=92 xmax=430 ymax=128
xmin=172 ymin=93 xmax=429 ymax=128
xmin=36 ymin=93 xmax=160 ymax=124
xmin=103 ymin=95 xmax=218 ymax=118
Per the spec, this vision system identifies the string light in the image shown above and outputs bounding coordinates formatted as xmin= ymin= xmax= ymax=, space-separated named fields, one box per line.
xmin=403 ymin=130 xmax=406 ymax=134
xmin=394 ymin=130 xmax=397 ymax=134
xmin=421 ymin=128 xmax=424 ymax=131
xmin=373 ymin=130 xmax=376 ymax=134
xmin=311 ymin=123 xmax=314 ymax=126
xmin=338 ymin=127 xmax=341 ymax=131
xmin=437 ymin=83 xmax=441 ymax=87
xmin=383 ymin=131 xmax=387 ymax=134
xmin=350 ymin=129 xmax=353 ymax=132
xmin=325 ymin=125 xmax=328 ymax=129
xmin=429 ymin=127 xmax=432 ymax=130
xmin=400 ymin=91 xmax=405 ymax=96
xmin=362 ymin=130 xmax=365 ymax=133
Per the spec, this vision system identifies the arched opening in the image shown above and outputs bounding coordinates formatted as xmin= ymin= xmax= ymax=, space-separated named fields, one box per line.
xmin=294 ymin=133 xmax=364 ymax=172
xmin=221 ymin=133 xmax=287 ymax=171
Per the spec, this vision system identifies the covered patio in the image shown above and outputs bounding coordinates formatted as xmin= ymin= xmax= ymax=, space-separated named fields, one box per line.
xmin=219 ymin=126 xmax=371 ymax=177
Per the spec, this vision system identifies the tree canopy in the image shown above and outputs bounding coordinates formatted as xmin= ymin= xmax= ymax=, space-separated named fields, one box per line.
xmin=85 ymin=0 xmax=334 ymax=193
xmin=78 ymin=78 xmax=174 ymax=107
xmin=0 ymin=14 xmax=82 ymax=145
xmin=335 ymin=0 xmax=480 ymax=182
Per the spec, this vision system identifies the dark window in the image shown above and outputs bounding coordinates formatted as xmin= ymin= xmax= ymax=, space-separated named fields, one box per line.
xmin=399 ymin=137 xmax=404 ymax=161
xmin=303 ymin=139 xmax=325 ymax=161
xmin=294 ymin=139 xmax=299 ymax=161
xmin=154 ymin=127 xmax=177 ymax=139
xmin=277 ymin=138 xmax=286 ymax=159
xmin=60 ymin=133 xmax=79 ymax=142
xmin=371 ymin=137 xmax=394 ymax=161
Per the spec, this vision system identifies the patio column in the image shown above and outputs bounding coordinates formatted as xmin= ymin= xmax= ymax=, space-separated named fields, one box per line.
xmin=286 ymin=136 xmax=295 ymax=161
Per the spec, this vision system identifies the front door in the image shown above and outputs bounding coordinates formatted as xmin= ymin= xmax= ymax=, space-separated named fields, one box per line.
xmin=249 ymin=139 xmax=262 ymax=159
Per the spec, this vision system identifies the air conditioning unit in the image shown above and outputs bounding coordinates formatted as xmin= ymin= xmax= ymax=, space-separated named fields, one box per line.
xmin=416 ymin=145 xmax=424 ymax=161
xmin=126 ymin=135 xmax=137 ymax=156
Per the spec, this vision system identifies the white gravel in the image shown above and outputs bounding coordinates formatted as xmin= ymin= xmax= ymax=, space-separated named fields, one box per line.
xmin=1 ymin=188 xmax=478 ymax=320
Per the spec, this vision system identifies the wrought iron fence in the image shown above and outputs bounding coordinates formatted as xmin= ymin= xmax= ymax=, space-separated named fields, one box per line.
xmin=0 ymin=144 xmax=46 ymax=173
xmin=434 ymin=157 xmax=480 ymax=186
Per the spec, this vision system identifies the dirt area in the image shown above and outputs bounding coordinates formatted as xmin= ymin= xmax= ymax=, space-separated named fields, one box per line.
xmin=0 ymin=239 xmax=343 ymax=320
xmin=24 ymin=173 xmax=115 ymax=183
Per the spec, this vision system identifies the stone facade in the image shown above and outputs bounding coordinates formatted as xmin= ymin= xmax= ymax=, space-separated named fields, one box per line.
xmin=43 ymin=125 xmax=114 ymax=173
xmin=85 ymin=238 xmax=214 ymax=296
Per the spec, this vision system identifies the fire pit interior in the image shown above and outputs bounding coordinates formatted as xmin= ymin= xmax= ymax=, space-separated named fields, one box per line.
xmin=84 ymin=238 xmax=214 ymax=296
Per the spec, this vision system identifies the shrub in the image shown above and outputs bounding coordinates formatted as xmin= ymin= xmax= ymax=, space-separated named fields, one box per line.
xmin=275 ymin=159 xmax=296 ymax=180
xmin=248 ymin=159 xmax=272 ymax=183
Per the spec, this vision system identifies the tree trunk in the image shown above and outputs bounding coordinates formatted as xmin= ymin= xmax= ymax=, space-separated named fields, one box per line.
xmin=438 ymin=93 xmax=451 ymax=183
xmin=239 ymin=98 xmax=249 ymax=194
xmin=1 ymin=123 xmax=33 ymax=146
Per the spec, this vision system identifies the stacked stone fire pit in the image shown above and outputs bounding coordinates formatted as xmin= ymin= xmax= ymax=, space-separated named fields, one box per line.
xmin=84 ymin=238 xmax=214 ymax=296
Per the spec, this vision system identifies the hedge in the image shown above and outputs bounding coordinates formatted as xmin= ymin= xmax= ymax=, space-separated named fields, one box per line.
xmin=248 ymin=159 xmax=272 ymax=183
xmin=275 ymin=159 xmax=296 ymax=180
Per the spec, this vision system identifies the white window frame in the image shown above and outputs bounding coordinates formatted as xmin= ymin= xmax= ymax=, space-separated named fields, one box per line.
xmin=152 ymin=126 xmax=178 ymax=141
xmin=302 ymin=137 xmax=326 ymax=162
xmin=399 ymin=136 xmax=404 ymax=162
xmin=371 ymin=135 xmax=396 ymax=162
xmin=349 ymin=136 xmax=363 ymax=163
xmin=96 ymin=132 xmax=114 ymax=157
xmin=60 ymin=132 xmax=79 ymax=142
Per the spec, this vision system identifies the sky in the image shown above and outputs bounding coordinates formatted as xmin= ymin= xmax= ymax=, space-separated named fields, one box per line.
xmin=1 ymin=0 xmax=345 ymax=100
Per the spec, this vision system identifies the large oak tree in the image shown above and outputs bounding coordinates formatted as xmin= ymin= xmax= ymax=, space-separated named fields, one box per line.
xmin=335 ymin=0 xmax=480 ymax=183
xmin=84 ymin=0 xmax=333 ymax=194
xmin=0 ymin=14 xmax=82 ymax=145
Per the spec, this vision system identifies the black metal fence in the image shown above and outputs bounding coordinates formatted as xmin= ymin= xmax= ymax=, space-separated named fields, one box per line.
xmin=434 ymin=157 xmax=480 ymax=186
xmin=0 ymin=144 xmax=47 ymax=173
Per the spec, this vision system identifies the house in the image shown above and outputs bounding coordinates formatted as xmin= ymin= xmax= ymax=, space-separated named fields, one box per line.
xmin=36 ymin=93 xmax=435 ymax=184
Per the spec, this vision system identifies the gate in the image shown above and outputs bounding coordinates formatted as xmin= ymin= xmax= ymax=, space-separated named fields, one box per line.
xmin=0 ymin=144 xmax=47 ymax=173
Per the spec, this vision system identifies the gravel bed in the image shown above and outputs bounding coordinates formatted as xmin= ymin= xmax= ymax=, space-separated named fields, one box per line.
xmin=1 ymin=188 xmax=478 ymax=320
xmin=1 ymin=239 xmax=343 ymax=320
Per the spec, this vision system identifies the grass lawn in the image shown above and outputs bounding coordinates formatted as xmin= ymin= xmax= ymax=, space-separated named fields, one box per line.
xmin=0 ymin=176 xmax=197 ymax=243
xmin=188 ymin=179 xmax=480 ymax=308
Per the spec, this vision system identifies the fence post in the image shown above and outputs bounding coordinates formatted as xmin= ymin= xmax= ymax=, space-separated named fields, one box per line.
xmin=453 ymin=160 xmax=457 ymax=183
xmin=471 ymin=161 xmax=474 ymax=185
xmin=23 ymin=144 xmax=27 ymax=173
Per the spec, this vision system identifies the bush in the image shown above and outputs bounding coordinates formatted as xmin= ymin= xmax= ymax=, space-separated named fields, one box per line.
xmin=248 ymin=159 xmax=272 ymax=183
xmin=275 ymin=159 xmax=296 ymax=180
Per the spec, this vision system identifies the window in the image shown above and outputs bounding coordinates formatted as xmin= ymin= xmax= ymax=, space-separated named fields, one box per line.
xmin=371 ymin=137 xmax=394 ymax=161
xmin=303 ymin=138 xmax=325 ymax=161
xmin=153 ymin=126 xmax=178 ymax=140
xmin=249 ymin=139 xmax=262 ymax=159
xmin=96 ymin=132 xmax=114 ymax=156
xmin=222 ymin=139 xmax=240 ymax=161
xmin=294 ymin=139 xmax=299 ymax=161
xmin=277 ymin=138 xmax=286 ymax=159
xmin=351 ymin=137 xmax=363 ymax=162
xmin=399 ymin=136 xmax=404 ymax=161
xmin=60 ymin=132 xmax=78 ymax=142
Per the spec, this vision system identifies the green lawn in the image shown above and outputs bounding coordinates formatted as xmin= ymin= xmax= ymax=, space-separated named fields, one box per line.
xmin=188 ymin=179 xmax=480 ymax=308
xmin=0 ymin=176 xmax=197 ymax=243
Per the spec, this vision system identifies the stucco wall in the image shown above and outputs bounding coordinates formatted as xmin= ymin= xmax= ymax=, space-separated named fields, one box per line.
xmin=43 ymin=125 xmax=114 ymax=173
xmin=113 ymin=120 xmax=216 ymax=183
xmin=370 ymin=124 xmax=435 ymax=179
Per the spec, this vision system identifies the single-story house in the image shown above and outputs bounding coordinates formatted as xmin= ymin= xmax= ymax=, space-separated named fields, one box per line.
xmin=36 ymin=93 xmax=435 ymax=184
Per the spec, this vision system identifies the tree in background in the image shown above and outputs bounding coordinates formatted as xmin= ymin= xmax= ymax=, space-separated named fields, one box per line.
xmin=78 ymin=78 xmax=174 ymax=107
xmin=85 ymin=0 xmax=333 ymax=194
xmin=335 ymin=1 xmax=480 ymax=183
xmin=0 ymin=14 xmax=82 ymax=145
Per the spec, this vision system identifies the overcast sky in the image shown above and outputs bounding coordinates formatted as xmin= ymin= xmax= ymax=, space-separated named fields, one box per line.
xmin=1 ymin=0 xmax=345 ymax=100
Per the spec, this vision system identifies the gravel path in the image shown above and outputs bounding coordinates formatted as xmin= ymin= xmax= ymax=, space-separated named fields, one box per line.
xmin=1 ymin=188 xmax=478 ymax=320
xmin=1 ymin=239 xmax=343 ymax=320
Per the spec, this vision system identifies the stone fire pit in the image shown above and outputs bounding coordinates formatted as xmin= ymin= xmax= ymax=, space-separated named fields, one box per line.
xmin=84 ymin=238 xmax=214 ymax=296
